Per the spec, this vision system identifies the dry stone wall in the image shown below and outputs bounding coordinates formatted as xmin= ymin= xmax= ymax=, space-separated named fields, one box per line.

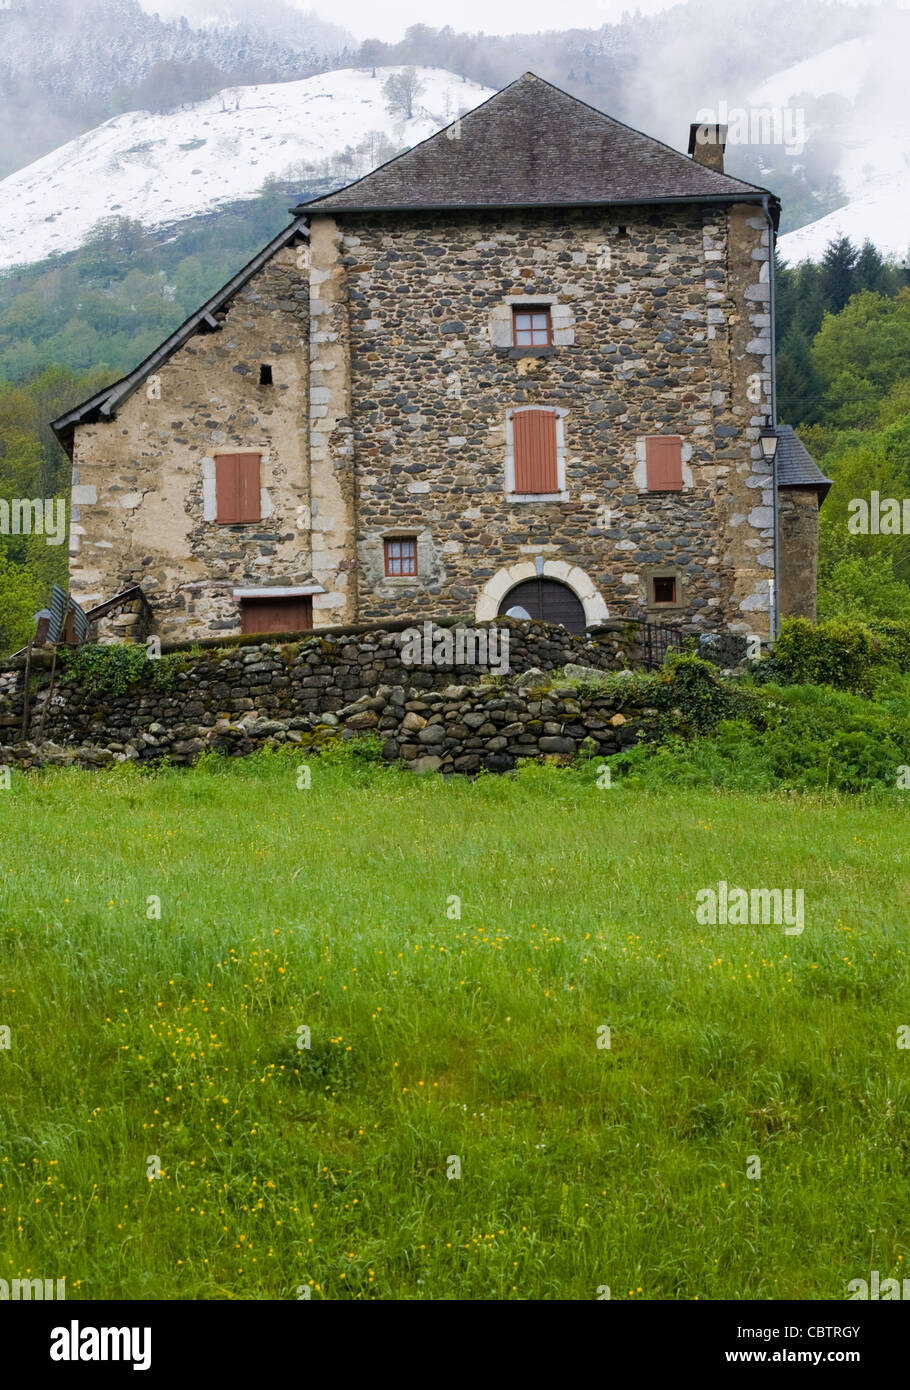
xmin=0 ymin=676 xmax=648 ymax=777
xmin=0 ymin=617 xmax=653 ymax=770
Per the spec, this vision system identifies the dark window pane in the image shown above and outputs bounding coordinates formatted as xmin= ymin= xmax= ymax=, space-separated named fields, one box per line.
xmin=385 ymin=538 xmax=417 ymax=576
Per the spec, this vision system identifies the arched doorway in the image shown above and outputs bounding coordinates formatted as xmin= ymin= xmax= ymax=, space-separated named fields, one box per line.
xmin=498 ymin=577 xmax=587 ymax=634
xmin=476 ymin=560 xmax=607 ymax=629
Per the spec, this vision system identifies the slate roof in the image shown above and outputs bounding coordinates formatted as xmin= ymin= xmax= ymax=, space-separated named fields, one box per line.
xmin=53 ymin=74 xmax=780 ymax=452
xmin=51 ymin=217 xmax=309 ymax=455
xmin=774 ymin=425 xmax=832 ymax=501
xmin=295 ymin=72 xmax=776 ymax=215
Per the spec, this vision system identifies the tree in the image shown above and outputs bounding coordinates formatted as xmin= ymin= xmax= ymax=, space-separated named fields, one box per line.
xmin=773 ymin=248 xmax=795 ymax=347
xmin=877 ymin=377 xmax=910 ymax=428
xmin=813 ymin=289 xmax=910 ymax=427
xmin=821 ymin=235 xmax=858 ymax=314
xmin=358 ymin=39 xmax=386 ymax=75
xmin=816 ymin=418 xmax=910 ymax=588
xmin=794 ymin=262 xmax=827 ymax=338
xmin=0 ymin=552 xmax=43 ymax=658
xmin=818 ymin=553 xmax=910 ymax=623
xmin=382 ymin=67 xmax=424 ymax=121
xmin=776 ymin=325 xmax=822 ymax=426
xmin=128 ymin=60 xmax=227 ymax=115
xmin=401 ymin=24 xmax=439 ymax=64
xmin=854 ymin=239 xmax=887 ymax=296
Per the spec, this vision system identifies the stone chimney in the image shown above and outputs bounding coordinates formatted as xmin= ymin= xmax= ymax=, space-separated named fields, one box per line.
xmin=688 ymin=123 xmax=727 ymax=174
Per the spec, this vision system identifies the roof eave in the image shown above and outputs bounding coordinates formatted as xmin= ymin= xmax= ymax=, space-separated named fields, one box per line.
xmin=294 ymin=192 xmax=775 ymax=216
xmin=51 ymin=217 xmax=310 ymax=455
xmin=779 ymin=479 xmax=833 ymax=503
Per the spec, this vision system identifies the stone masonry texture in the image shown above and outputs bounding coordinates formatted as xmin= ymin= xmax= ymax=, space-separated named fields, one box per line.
xmin=67 ymin=198 xmax=784 ymax=643
xmin=0 ymin=618 xmax=656 ymax=773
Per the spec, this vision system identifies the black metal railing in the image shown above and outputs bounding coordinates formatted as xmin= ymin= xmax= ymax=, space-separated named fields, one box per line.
xmin=595 ymin=613 xmax=759 ymax=672
xmin=591 ymin=609 xmax=687 ymax=671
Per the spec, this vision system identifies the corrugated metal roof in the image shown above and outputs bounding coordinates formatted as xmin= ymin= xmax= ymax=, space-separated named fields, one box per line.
xmin=775 ymin=424 xmax=832 ymax=501
xmin=296 ymin=72 xmax=775 ymax=215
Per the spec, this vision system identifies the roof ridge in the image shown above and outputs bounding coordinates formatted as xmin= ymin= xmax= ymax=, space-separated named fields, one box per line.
xmin=295 ymin=69 xmax=775 ymax=215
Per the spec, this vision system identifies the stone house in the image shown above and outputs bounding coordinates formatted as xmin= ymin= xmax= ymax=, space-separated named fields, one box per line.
xmin=52 ymin=72 xmax=830 ymax=644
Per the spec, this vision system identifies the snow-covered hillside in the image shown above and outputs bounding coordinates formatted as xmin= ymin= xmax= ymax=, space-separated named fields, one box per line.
xmin=0 ymin=68 xmax=493 ymax=272
xmin=759 ymin=15 xmax=910 ymax=264
xmin=778 ymin=171 xmax=910 ymax=265
xmin=0 ymin=0 xmax=353 ymax=107
xmin=3 ymin=23 xmax=907 ymax=275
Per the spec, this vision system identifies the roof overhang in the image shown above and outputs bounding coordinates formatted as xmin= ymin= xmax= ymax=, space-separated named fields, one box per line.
xmin=296 ymin=192 xmax=779 ymax=218
xmin=778 ymin=480 xmax=833 ymax=504
xmin=51 ymin=216 xmax=310 ymax=457
xmin=773 ymin=424 xmax=833 ymax=504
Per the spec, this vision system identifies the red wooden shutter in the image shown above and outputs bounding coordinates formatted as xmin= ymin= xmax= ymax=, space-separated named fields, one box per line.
xmin=645 ymin=436 xmax=683 ymax=491
xmin=236 ymin=455 xmax=260 ymax=521
xmin=215 ymin=455 xmax=238 ymax=522
xmin=215 ymin=454 xmax=261 ymax=522
xmin=513 ymin=410 xmax=558 ymax=493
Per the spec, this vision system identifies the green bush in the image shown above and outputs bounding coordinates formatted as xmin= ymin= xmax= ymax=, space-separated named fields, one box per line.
xmin=608 ymin=676 xmax=910 ymax=794
xmin=317 ymin=732 xmax=386 ymax=765
xmin=763 ymin=617 xmax=877 ymax=693
xmin=61 ymin=643 xmax=182 ymax=694
xmin=655 ymin=652 xmax=758 ymax=731
xmin=870 ymin=619 xmax=910 ymax=673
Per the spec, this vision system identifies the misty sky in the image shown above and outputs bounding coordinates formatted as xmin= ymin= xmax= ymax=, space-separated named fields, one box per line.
xmin=138 ymin=0 xmax=683 ymax=41
xmin=137 ymin=0 xmax=901 ymax=42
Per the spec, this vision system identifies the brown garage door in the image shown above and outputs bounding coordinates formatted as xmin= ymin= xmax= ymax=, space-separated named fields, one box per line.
xmin=498 ymin=578 xmax=586 ymax=634
xmin=240 ymin=595 xmax=313 ymax=635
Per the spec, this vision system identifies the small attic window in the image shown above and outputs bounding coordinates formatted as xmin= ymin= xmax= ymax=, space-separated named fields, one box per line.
xmin=617 ymin=225 xmax=629 ymax=238
xmin=259 ymin=364 xmax=273 ymax=386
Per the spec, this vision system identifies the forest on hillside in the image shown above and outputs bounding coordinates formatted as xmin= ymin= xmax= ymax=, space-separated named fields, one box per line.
xmin=0 ymin=216 xmax=908 ymax=654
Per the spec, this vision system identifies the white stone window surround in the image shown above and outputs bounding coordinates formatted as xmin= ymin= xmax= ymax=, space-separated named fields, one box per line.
xmin=371 ymin=528 xmax=431 ymax=586
xmin=504 ymin=405 xmax=570 ymax=503
xmin=202 ymin=450 xmax=274 ymax=523
xmin=647 ymin=573 xmax=684 ymax=611
xmin=632 ymin=435 xmax=695 ymax=493
xmin=490 ymin=295 xmax=576 ymax=349
xmin=381 ymin=531 xmax=419 ymax=582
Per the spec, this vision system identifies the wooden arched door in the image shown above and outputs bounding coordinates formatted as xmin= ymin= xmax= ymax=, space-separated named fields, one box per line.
xmin=498 ymin=578 xmax=587 ymax=634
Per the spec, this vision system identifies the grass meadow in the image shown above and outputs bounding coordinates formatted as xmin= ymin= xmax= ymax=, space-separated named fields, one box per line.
xmin=1 ymin=747 xmax=908 ymax=1300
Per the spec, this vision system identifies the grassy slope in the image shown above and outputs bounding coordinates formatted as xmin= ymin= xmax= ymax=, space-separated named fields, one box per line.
xmin=1 ymin=751 xmax=908 ymax=1300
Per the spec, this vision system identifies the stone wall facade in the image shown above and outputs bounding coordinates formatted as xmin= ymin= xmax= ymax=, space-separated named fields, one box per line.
xmin=778 ymin=489 xmax=820 ymax=622
xmin=69 ymin=241 xmax=313 ymax=639
xmin=342 ymin=203 xmax=774 ymax=635
xmin=66 ymin=199 xmax=781 ymax=643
